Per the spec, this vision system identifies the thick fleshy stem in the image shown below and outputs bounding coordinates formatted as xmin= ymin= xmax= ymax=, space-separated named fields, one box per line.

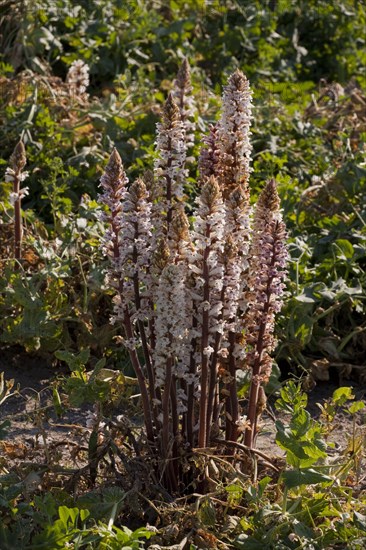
xmin=194 ymin=176 xmax=225 ymax=448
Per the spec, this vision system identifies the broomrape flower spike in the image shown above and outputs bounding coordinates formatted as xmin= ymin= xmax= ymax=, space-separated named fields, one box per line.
xmin=6 ymin=140 xmax=29 ymax=261
xmin=66 ymin=59 xmax=90 ymax=97
xmin=243 ymin=179 xmax=288 ymax=448
xmin=154 ymin=92 xmax=186 ymax=233
xmin=99 ymin=67 xmax=288 ymax=491
xmin=217 ymin=69 xmax=253 ymax=198
xmin=173 ymin=57 xmax=196 ymax=154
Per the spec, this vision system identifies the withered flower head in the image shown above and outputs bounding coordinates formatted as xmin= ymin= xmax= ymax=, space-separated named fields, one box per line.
xmin=152 ymin=238 xmax=171 ymax=274
xmin=201 ymin=175 xmax=222 ymax=209
xmin=10 ymin=141 xmax=26 ymax=173
xmin=170 ymin=205 xmax=190 ymax=242
xmin=163 ymin=93 xmax=181 ymax=126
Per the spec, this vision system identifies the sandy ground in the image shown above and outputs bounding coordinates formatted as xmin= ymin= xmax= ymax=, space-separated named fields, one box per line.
xmin=1 ymin=347 xmax=365 ymax=472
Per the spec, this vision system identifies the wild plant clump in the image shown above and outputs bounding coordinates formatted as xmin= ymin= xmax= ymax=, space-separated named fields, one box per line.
xmin=98 ymin=61 xmax=288 ymax=493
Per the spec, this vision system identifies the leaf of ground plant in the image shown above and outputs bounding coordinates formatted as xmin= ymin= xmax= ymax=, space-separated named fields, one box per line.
xmin=289 ymin=408 xmax=311 ymax=437
xmin=353 ymin=511 xmax=366 ymax=532
xmin=332 ymin=386 xmax=354 ymax=406
xmin=348 ymin=401 xmax=365 ymax=414
xmin=282 ymin=468 xmax=332 ymax=489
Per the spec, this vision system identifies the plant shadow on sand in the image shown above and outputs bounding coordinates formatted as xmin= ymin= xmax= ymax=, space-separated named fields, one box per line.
xmin=1 ymin=347 xmax=364 ymax=468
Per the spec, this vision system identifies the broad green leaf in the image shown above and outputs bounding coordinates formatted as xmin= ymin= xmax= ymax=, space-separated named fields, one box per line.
xmin=333 ymin=239 xmax=354 ymax=260
xmin=282 ymin=469 xmax=333 ymax=489
xmin=332 ymin=387 xmax=354 ymax=406
xmin=79 ymin=509 xmax=90 ymax=522
xmin=275 ymin=421 xmax=310 ymax=460
xmin=348 ymin=401 xmax=365 ymax=414
xmin=290 ymin=409 xmax=311 ymax=437
xmin=354 ymin=511 xmax=366 ymax=531
xmin=58 ymin=506 xmax=70 ymax=529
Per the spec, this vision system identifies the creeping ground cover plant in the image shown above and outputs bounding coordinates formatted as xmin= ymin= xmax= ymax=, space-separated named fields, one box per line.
xmin=98 ymin=61 xmax=288 ymax=493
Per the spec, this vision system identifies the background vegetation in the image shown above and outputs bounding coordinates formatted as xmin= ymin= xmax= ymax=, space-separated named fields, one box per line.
xmin=0 ymin=1 xmax=365 ymax=548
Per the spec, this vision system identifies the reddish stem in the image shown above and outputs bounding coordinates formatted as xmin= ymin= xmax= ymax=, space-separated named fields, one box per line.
xmin=244 ymin=222 xmax=279 ymax=448
xmin=198 ymin=227 xmax=211 ymax=448
xmin=226 ymin=330 xmax=239 ymax=442
xmin=13 ymin=175 xmax=22 ymax=260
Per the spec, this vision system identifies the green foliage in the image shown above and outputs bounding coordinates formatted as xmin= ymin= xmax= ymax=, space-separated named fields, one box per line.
xmin=0 ymin=488 xmax=153 ymax=549
xmin=0 ymin=373 xmax=17 ymax=438
xmin=234 ymin=381 xmax=366 ymax=549
xmin=275 ymin=381 xmax=327 ymax=468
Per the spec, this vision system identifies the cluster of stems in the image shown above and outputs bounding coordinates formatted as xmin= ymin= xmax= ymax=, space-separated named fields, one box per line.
xmin=99 ymin=60 xmax=288 ymax=492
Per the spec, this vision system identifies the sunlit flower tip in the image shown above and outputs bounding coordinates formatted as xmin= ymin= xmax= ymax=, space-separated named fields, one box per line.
xmin=257 ymin=178 xmax=281 ymax=213
xmin=201 ymin=175 xmax=222 ymax=208
xmin=170 ymin=206 xmax=190 ymax=242
xmin=228 ymin=68 xmax=250 ymax=92
xmin=229 ymin=185 xmax=250 ymax=211
xmin=173 ymin=58 xmax=195 ymax=121
xmin=128 ymin=177 xmax=149 ymax=204
xmin=174 ymin=58 xmax=191 ymax=95
xmin=163 ymin=92 xmax=181 ymax=125
xmin=10 ymin=141 xmax=27 ymax=173
xmin=152 ymin=238 xmax=171 ymax=273
xmin=100 ymin=148 xmax=128 ymax=191
xmin=174 ymin=60 xmax=190 ymax=103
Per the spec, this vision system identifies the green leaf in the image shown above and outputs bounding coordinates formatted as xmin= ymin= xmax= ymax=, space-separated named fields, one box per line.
xmin=275 ymin=421 xmax=310 ymax=460
xmin=199 ymin=499 xmax=216 ymax=527
xmin=282 ymin=469 xmax=333 ymax=489
xmin=58 ymin=505 xmax=70 ymax=529
xmin=292 ymin=520 xmax=315 ymax=540
xmin=354 ymin=511 xmax=366 ymax=531
xmin=333 ymin=239 xmax=354 ymax=260
xmin=225 ymin=483 xmax=244 ymax=504
xmin=290 ymin=409 xmax=311 ymax=437
xmin=332 ymin=387 xmax=354 ymax=406
xmin=348 ymin=401 xmax=365 ymax=414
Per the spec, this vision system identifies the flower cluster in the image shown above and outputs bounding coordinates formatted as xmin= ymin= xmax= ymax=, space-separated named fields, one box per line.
xmin=5 ymin=141 xmax=29 ymax=203
xmin=217 ymin=69 xmax=253 ymax=198
xmin=154 ymin=93 xmax=187 ymax=237
xmin=98 ymin=148 xmax=128 ymax=304
xmin=66 ymin=59 xmax=90 ymax=96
